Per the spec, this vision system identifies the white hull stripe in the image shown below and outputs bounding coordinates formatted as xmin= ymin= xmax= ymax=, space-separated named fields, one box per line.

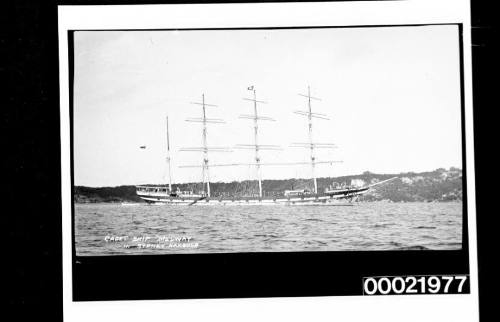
xmin=138 ymin=195 xmax=361 ymax=205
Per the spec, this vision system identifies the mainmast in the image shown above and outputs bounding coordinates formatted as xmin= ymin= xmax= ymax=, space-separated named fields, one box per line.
xmin=180 ymin=94 xmax=230 ymax=198
xmin=292 ymin=86 xmax=337 ymax=194
xmin=236 ymin=86 xmax=278 ymax=198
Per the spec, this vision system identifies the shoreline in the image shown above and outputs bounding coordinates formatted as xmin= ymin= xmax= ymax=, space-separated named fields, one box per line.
xmin=74 ymin=200 xmax=464 ymax=205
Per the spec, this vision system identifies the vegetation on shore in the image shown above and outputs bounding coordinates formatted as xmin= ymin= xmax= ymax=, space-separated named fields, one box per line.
xmin=74 ymin=167 xmax=462 ymax=203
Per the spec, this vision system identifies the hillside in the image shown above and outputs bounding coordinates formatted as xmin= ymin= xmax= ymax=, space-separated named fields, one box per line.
xmin=74 ymin=185 xmax=143 ymax=203
xmin=74 ymin=167 xmax=462 ymax=203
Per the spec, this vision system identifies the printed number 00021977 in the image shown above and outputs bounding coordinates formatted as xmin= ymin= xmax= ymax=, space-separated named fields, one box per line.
xmin=363 ymin=275 xmax=469 ymax=295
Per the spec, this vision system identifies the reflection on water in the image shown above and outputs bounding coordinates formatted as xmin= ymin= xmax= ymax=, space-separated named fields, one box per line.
xmin=74 ymin=202 xmax=462 ymax=256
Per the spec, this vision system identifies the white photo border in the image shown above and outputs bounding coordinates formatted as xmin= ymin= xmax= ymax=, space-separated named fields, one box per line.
xmin=58 ymin=1 xmax=478 ymax=321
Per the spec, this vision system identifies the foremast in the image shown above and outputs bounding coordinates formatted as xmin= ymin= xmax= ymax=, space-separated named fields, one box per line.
xmin=292 ymin=86 xmax=338 ymax=194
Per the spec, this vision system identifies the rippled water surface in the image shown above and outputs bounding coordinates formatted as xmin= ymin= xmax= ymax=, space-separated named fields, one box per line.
xmin=75 ymin=202 xmax=462 ymax=255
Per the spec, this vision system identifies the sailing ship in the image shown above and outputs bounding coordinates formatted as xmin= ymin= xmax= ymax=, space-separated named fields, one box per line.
xmin=136 ymin=86 xmax=396 ymax=205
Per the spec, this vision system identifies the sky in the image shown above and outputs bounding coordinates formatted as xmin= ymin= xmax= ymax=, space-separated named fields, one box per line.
xmin=73 ymin=25 xmax=463 ymax=187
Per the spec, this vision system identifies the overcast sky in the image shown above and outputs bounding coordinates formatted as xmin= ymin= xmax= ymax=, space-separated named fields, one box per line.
xmin=73 ymin=25 xmax=462 ymax=187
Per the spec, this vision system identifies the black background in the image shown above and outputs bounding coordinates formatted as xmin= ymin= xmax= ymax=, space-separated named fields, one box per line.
xmin=4 ymin=1 xmax=496 ymax=321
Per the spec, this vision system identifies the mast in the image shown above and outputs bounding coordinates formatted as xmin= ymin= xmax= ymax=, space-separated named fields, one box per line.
xmin=292 ymin=86 xmax=336 ymax=194
xmin=181 ymin=94 xmax=230 ymax=198
xmin=201 ymin=94 xmax=210 ymax=196
xmin=166 ymin=116 xmax=172 ymax=192
xmin=253 ymin=89 xmax=261 ymax=198
xmin=306 ymin=86 xmax=316 ymax=193
xmin=236 ymin=86 xmax=278 ymax=198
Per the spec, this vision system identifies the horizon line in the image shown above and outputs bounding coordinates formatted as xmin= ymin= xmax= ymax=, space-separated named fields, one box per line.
xmin=74 ymin=166 xmax=462 ymax=188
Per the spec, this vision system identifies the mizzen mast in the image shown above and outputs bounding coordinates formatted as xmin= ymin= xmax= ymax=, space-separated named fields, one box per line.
xmin=292 ymin=86 xmax=337 ymax=194
xmin=236 ymin=86 xmax=279 ymax=198
xmin=166 ymin=116 xmax=172 ymax=192
xmin=180 ymin=94 xmax=230 ymax=197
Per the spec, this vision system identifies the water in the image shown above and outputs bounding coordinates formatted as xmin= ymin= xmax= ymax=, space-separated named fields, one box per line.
xmin=74 ymin=202 xmax=462 ymax=256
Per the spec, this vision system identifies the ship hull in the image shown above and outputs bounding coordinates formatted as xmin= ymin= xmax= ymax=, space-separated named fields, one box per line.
xmin=136 ymin=189 xmax=368 ymax=206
